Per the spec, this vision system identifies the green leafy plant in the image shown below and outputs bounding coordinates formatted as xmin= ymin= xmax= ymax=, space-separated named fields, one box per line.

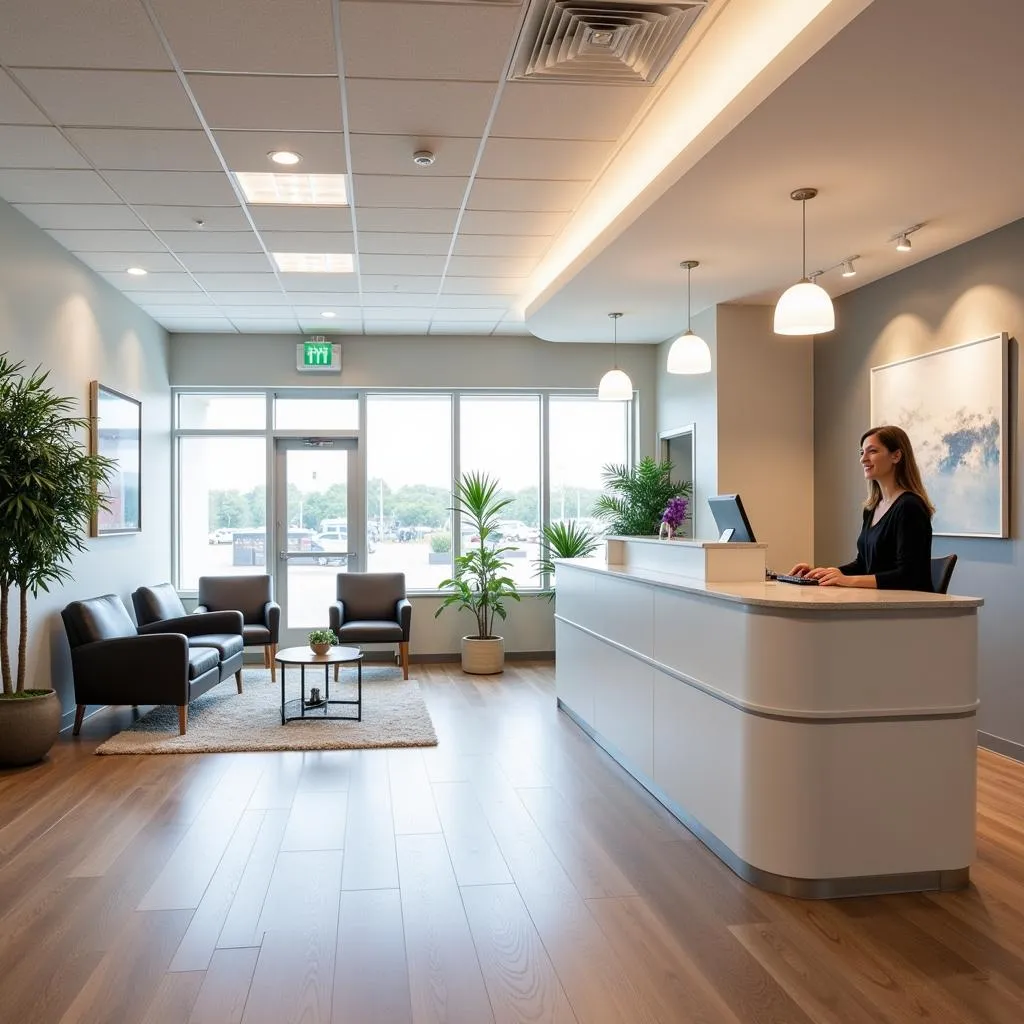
xmin=306 ymin=628 xmax=338 ymax=646
xmin=534 ymin=520 xmax=599 ymax=600
xmin=435 ymin=471 xmax=521 ymax=639
xmin=429 ymin=532 xmax=452 ymax=553
xmin=592 ymin=456 xmax=692 ymax=537
xmin=0 ymin=355 xmax=114 ymax=696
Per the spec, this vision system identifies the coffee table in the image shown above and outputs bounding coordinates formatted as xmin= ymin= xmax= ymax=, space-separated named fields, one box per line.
xmin=276 ymin=646 xmax=363 ymax=724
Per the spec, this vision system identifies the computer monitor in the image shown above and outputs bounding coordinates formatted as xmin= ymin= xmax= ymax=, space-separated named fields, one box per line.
xmin=707 ymin=493 xmax=756 ymax=543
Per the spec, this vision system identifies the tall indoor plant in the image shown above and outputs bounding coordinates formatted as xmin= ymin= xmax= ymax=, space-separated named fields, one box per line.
xmin=435 ymin=471 xmax=520 ymax=674
xmin=593 ymin=456 xmax=692 ymax=536
xmin=533 ymin=519 xmax=599 ymax=600
xmin=0 ymin=354 xmax=113 ymax=765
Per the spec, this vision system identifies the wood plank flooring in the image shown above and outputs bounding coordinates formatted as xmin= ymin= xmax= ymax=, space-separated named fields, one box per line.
xmin=2 ymin=661 xmax=1023 ymax=1024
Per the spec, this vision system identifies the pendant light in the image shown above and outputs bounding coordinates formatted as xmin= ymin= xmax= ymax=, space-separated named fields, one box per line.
xmin=598 ymin=312 xmax=633 ymax=401
xmin=667 ymin=260 xmax=711 ymax=374
xmin=773 ymin=187 xmax=835 ymax=336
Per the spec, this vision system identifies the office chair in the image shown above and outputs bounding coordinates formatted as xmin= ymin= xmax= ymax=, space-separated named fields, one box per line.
xmin=931 ymin=554 xmax=958 ymax=595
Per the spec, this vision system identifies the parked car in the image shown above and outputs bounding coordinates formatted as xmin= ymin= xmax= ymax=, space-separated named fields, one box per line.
xmin=208 ymin=527 xmax=234 ymax=544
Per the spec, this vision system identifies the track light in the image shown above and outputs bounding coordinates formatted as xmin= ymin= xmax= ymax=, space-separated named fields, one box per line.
xmin=890 ymin=223 xmax=922 ymax=253
xmin=895 ymin=234 xmax=912 ymax=252
xmin=841 ymin=258 xmax=857 ymax=277
xmin=598 ymin=313 xmax=633 ymax=402
xmin=773 ymin=188 xmax=835 ymax=336
xmin=667 ymin=261 xmax=711 ymax=375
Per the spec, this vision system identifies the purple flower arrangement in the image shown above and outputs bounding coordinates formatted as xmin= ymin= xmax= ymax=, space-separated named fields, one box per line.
xmin=661 ymin=497 xmax=689 ymax=531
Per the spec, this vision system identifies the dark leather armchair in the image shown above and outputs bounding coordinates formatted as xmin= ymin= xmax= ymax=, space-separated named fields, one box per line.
xmin=329 ymin=572 xmax=412 ymax=679
xmin=197 ymin=574 xmax=281 ymax=680
xmin=61 ymin=594 xmax=225 ymax=736
xmin=931 ymin=554 xmax=958 ymax=595
xmin=132 ymin=582 xmax=244 ymax=693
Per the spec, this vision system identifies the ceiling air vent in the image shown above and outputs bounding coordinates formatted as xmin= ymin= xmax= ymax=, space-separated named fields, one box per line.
xmin=508 ymin=0 xmax=707 ymax=86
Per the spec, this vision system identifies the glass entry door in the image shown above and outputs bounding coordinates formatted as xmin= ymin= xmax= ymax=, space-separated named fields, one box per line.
xmin=274 ymin=438 xmax=360 ymax=647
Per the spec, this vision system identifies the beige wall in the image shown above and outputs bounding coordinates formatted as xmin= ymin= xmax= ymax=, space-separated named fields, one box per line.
xmin=0 ymin=200 xmax=170 ymax=723
xmin=657 ymin=304 xmax=814 ymax=572
xmin=814 ymin=216 xmax=1024 ymax=759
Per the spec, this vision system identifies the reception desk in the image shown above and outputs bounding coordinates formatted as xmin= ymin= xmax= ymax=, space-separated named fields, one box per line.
xmin=554 ymin=538 xmax=983 ymax=898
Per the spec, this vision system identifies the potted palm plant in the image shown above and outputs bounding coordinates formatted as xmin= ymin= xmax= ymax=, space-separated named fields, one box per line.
xmin=593 ymin=456 xmax=692 ymax=536
xmin=0 ymin=354 xmax=113 ymax=766
xmin=533 ymin=519 xmax=599 ymax=600
xmin=435 ymin=471 xmax=520 ymax=674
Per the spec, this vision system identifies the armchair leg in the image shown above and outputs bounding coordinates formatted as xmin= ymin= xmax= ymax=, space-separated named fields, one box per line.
xmin=73 ymin=704 xmax=86 ymax=736
xmin=263 ymin=645 xmax=270 ymax=669
xmin=236 ymin=669 xmax=243 ymax=694
xmin=269 ymin=644 xmax=277 ymax=681
xmin=400 ymin=642 xmax=409 ymax=680
xmin=179 ymin=705 xmax=188 ymax=735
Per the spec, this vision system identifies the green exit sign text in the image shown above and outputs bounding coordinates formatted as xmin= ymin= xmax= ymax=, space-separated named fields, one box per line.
xmin=296 ymin=338 xmax=341 ymax=373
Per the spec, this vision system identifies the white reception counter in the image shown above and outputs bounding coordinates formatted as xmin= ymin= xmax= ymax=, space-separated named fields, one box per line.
xmin=554 ymin=537 xmax=983 ymax=898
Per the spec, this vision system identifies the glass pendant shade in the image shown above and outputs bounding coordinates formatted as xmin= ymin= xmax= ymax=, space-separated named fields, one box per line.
xmin=666 ymin=330 xmax=711 ymax=374
xmin=598 ymin=367 xmax=633 ymax=402
xmin=773 ymin=279 xmax=835 ymax=335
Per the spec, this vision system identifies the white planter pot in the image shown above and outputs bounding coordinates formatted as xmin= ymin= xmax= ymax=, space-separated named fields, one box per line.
xmin=461 ymin=636 xmax=504 ymax=675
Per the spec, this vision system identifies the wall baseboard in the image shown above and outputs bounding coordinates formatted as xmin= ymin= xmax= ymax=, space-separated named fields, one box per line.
xmin=978 ymin=730 xmax=1024 ymax=763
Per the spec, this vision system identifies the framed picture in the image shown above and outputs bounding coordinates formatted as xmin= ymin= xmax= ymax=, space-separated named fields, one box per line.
xmin=870 ymin=333 xmax=1009 ymax=538
xmin=89 ymin=382 xmax=141 ymax=535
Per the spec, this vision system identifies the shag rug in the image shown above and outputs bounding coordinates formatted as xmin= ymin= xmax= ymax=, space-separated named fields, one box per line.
xmin=95 ymin=666 xmax=437 ymax=755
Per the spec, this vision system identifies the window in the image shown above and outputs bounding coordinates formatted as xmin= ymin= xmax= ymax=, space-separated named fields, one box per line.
xmin=178 ymin=437 xmax=267 ymax=590
xmin=365 ymin=394 xmax=453 ymax=589
xmin=274 ymin=396 xmax=358 ymax=430
xmin=460 ymin=395 xmax=540 ymax=589
xmin=177 ymin=393 xmax=266 ymax=430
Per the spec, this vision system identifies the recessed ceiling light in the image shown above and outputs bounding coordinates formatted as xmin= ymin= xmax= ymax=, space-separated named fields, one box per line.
xmin=235 ymin=172 xmax=348 ymax=206
xmin=268 ymin=150 xmax=301 ymax=166
xmin=126 ymin=266 xmax=147 ymax=276
xmin=321 ymin=311 xmax=337 ymax=318
xmin=273 ymin=252 xmax=354 ymax=273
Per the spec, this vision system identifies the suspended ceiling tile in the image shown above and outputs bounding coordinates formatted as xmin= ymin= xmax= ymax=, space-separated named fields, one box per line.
xmin=363 ymin=322 xmax=429 ymax=335
xmin=490 ymin=82 xmax=646 ymax=140
xmin=192 ymin=272 xmax=281 ymax=292
xmin=249 ymin=205 xmax=353 ymax=233
xmin=0 ymin=70 xmax=49 ymax=124
xmin=187 ymin=74 xmax=342 ymax=131
xmin=0 ymin=0 xmax=172 ymax=70
xmin=429 ymin=306 xmax=510 ymax=321
xmin=339 ymin=2 xmax=520 ymax=80
xmin=360 ymin=291 xmax=440 ymax=307
xmin=345 ymin=80 xmax=494 ymax=137
xmin=435 ymin=293 xmax=514 ymax=308
xmin=442 ymin=276 xmax=525 ymax=294
xmin=15 ymin=70 xmax=199 ymax=128
xmin=429 ymin=322 xmax=500 ymax=334
xmin=291 ymin=304 xmax=363 ymax=317
xmin=297 ymin=322 xmax=362 ymax=334
xmin=362 ymin=307 xmax=439 ymax=321
xmin=215 ymin=130 xmax=347 ymax=175
xmin=281 ymin=274 xmax=359 ymax=293
xmin=134 ymin=205 xmax=251 ymax=231
xmin=467 ymin=178 xmax=586 ymax=212
xmin=459 ymin=208 xmax=569 ymax=235
xmin=163 ymin=318 xmax=239 ymax=332
xmin=0 ymin=126 xmax=89 ymax=169
xmin=102 ymin=170 xmax=239 ymax=206
xmin=13 ymin=203 xmax=144 ymax=230
xmin=73 ymin=250 xmax=183 ymax=272
xmin=360 ymin=274 xmax=442 ymax=293
xmin=66 ymin=129 xmax=219 ymax=171
xmin=477 ymin=137 xmax=614 ymax=181
xmin=260 ymin=231 xmax=354 ymax=252
xmin=153 ymin=230 xmax=262 ymax=254
xmin=47 ymin=227 xmax=165 ymax=251
xmin=101 ymin=271 xmax=199 ymax=291
xmin=348 ymin=134 xmax=479 ymax=178
xmin=359 ymin=253 xmax=447 ymax=276
xmin=125 ymin=289 xmax=206 ymax=303
xmin=138 ymin=304 xmax=224 ymax=317
xmin=359 ymin=232 xmax=452 ymax=256
xmin=356 ymin=207 xmax=458 ymax=233
xmin=205 ymin=291 xmax=291 ymax=305
xmin=150 ymin=0 xmax=337 ymax=75
xmin=0 ymin=169 xmax=119 ymax=203
xmin=447 ymin=254 xmax=538 ymax=277
xmin=228 ymin=318 xmax=301 ymax=333
xmin=353 ymin=174 xmax=468 ymax=209
xmin=454 ymin=233 xmax=550 ymax=258
xmin=177 ymin=252 xmax=274 ymax=273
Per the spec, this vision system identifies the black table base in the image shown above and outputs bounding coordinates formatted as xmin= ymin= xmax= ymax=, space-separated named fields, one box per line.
xmin=279 ymin=658 xmax=362 ymax=724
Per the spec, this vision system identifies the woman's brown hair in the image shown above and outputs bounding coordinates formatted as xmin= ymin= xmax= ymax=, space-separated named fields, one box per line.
xmin=860 ymin=425 xmax=935 ymax=516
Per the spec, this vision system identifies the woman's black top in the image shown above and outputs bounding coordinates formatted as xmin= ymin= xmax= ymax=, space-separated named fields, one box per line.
xmin=838 ymin=492 xmax=934 ymax=591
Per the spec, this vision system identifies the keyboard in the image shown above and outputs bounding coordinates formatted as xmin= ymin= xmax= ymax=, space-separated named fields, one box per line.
xmin=774 ymin=573 xmax=820 ymax=586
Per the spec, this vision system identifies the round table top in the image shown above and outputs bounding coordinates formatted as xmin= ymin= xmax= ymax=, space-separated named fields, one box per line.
xmin=275 ymin=645 xmax=363 ymax=665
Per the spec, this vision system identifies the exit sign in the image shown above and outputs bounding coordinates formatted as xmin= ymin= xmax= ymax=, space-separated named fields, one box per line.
xmin=296 ymin=338 xmax=341 ymax=373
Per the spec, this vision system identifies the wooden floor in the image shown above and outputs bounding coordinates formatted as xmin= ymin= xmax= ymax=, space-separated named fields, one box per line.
xmin=2 ymin=663 xmax=1024 ymax=1024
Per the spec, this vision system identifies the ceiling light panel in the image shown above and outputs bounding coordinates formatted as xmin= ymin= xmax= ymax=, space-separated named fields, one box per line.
xmin=235 ymin=172 xmax=349 ymax=206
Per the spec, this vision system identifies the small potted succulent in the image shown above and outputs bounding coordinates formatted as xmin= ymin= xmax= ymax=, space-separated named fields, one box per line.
xmin=307 ymin=628 xmax=338 ymax=656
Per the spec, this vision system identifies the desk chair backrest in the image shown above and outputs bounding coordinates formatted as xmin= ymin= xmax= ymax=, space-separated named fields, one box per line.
xmin=931 ymin=554 xmax=958 ymax=595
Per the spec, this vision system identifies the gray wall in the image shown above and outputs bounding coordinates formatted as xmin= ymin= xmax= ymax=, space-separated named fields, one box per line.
xmin=0 ymin=200 xmax=171 ymax=722
xmin=814 ymin=217 xmax=1024 ymax=759
xmin=172 ymin=330 xmax=658 ymax=656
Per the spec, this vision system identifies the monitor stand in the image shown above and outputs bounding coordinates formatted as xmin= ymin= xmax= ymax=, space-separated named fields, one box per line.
xmin=718 ymin=528 xmax=735 ymax=542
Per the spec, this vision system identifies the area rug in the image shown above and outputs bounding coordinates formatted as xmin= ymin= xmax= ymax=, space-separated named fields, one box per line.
xmin=95 ymin=667 xmax=437 ymax=755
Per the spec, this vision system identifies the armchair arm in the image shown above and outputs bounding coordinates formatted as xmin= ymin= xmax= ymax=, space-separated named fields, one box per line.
xmin=139 ymin=610 xmax=243 ymax=637
xmin=328 ymin=601 xmax=345 ymax=633
xmin=395 ymin=598 xmax=412 ymax=640
xmin=193 ymin=604 xmax=209 ymax=614
xmin=72 ymin=634 xmax=190 ymax=706
xmin=264 ymin=601 xmax=281 ymax=642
